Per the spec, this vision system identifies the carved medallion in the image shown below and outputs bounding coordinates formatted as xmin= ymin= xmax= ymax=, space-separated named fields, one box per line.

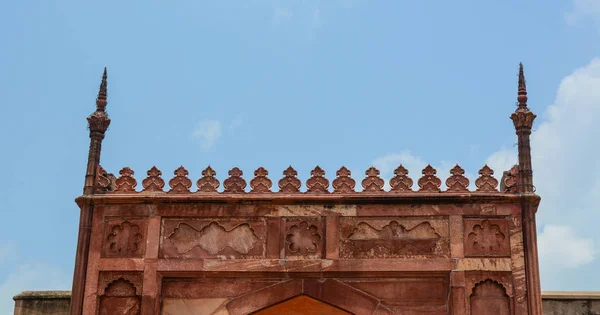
xmin=250 ymin=167 xmax=272 ymax=193
xmin=142 ymin=166 xmax=165 ymax=192
xmin=362 ymin=166 xmax=384 ymax=192
xmin=390 ymin=165 xmax=413 ymax=192
xmin=102 ymin=220 xmax=146 ymax=258
xmin=285 ymin=219 xmax=323 ymax=258
xmin=332 ymin=166 xmax=355 ymax=193
xmin=464 ymin=219 xmax=510 ymax=257
xmin=197 ymin=166 xmax=220 ymax=192
xmin=223 ymin=167 xmax=247 ymax=193
xmin=278 ymin=166 xmax=301 ymax=193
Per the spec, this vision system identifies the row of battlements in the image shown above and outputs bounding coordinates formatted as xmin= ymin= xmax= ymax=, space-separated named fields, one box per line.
xmin=93 ymin=163 xmax=520 ymax=194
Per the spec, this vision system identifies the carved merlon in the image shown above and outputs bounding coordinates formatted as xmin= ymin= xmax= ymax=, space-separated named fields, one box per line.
xmin=91 ymin=164 xmax=516 ymax=194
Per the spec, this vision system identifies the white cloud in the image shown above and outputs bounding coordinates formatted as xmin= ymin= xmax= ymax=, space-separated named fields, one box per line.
xmin=538 ymin=225 xmax=594 ymax=270
xmin=192 ymin=120 xmax=222 ymax=152
xmin=485 ymin=147 xmax=518 ymax=180
xmin=485 ymin=58 xmax=600 ymax=289
xmin=566 ymin=0 xmax=600 ymax=25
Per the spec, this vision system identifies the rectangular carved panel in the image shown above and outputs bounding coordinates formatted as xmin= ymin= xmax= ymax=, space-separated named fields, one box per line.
xmin=464 ymin=219 xmax=511 ymax=257
xmin=161 ymin=218 xmax=267 ymax=259
xmin=284 ymin=217 xmax=323 ymax=259
xmin=339 ymin=217 xmax=449 ymax=258
xmin=101 ymin=219 xmax=147 ymax=258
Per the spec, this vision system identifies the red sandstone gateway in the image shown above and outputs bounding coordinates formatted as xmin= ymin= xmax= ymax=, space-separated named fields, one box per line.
xmin=70 ymin=65 xmax=542 ymax=314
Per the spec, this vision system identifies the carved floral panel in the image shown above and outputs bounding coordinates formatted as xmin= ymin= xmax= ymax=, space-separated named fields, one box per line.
xmin=284 ymin=217 xmax=323 ymax=259
xmin=464 ymin=219 xmax=510 ymax=257
xmin=102 ymin=219 xmax=147 ymax=258
xmin=161 ymin=218 xmax=267 ymax=259
xmin=339 ymin=217 xmax=449 ymax=258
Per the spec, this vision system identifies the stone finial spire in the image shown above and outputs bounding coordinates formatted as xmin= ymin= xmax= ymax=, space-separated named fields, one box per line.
xmin=510 ymin=63 xmax=536 ymax=194
xmin=84 ymin=68 xmax=112 ymax=194
xmin=511 ymin=63 xmax=543 ymax=315
xmin=517 ymin=62 xmax=527 ymax=107
xmin=96 ymin=67 xmax=108 ymax=110
xmin=511 ymin=63 xmax=536 ymax=131
xmin=73 ymin=67 xmax=113 ymax=315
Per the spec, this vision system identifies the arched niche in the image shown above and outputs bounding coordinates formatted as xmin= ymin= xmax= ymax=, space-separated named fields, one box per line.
xmin=98 ymin=278 xmax=141 ymax=315
xmin=470 ymin=279 xmax=510 ymax=315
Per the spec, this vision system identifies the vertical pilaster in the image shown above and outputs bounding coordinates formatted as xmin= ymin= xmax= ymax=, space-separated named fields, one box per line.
xmin=510 ymin=63 xmax=542 ymax=315
xmin=71 ymin=68 xmax=111 ymax=315
xmin=141 ymin=213 xmax=161 ymax=314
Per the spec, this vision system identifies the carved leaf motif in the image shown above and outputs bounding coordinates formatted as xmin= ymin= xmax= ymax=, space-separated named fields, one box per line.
xmin=475 ymin=165 xmax=499 ymax=192
xmin=95 ymin=165 xmax=111 ymax=193
xmin=347 ymin=221 xmax=441 ymax=256
xmin=142 ymin=166 xmax=165 ymax=192
xmin=223 ymin=167 xmax=247 ymax=193
xmin=278 ymin=166 xmax=301 ymax=193
xmin=467 ymin=220 xmax=506 ymax=254
xmin=286 ymin=221 xmax=322 ymax=256
xmin=197 ymin=166 xmax=220 ymax=192
xmin=306 ymin=166 xmax=329 ymax=193
xmin=445 ymin=164 xmax=470 ymax=192
xmin=332 ymin=166 xmax=355 ymax=193
xmin=362 ymin=166 xmax=384 ymax=192
xmin=107 ymin=221 xmax=143 ymax=255
xmin=168 ymin=166 xmax=192 ymax=194
xmin=250 ymin=167 xmax=272 ymax=193
xmin=390 ymin=165 xmax=413 ymax=192
xmin=168 ymin=222 xmax=259 ymax=255
xmin=500 ymin=165 xmax=519 ymax=193
xmin=417 ymin=165 xmax=441 ymax=192
xmin=114 ymin=167 xmax=137 ymax=193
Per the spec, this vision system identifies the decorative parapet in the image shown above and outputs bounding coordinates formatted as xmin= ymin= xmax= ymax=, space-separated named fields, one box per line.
xmin=91 ymin=164 xmax=521 ymax=195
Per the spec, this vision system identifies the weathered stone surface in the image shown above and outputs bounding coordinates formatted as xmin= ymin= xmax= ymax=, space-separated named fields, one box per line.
xmin=470 ymin=279 xmax=510 ymax=315
xmin=161 ymin=218 xmax=266 ymax=259
xmin=162 ymin=279 xmax=280 ymax=298
xmin=339 ymin=217 xmax=449 ymax=258
xmin=225 ymin=280 xmax=302 ymax=315
xmin=102 ymin=220 xmax=146 ymax=258
xmin=464 ymin=219 xmax=510 ymax=257
xmin=162 ymin=298 xmax=227 ymax=315
xmin=13 ymin=291 xmax=70 ymax=315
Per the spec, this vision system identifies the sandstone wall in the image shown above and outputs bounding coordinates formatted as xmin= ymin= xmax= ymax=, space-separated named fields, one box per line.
xmin=13 ymin=291 xmax=600 ymax=314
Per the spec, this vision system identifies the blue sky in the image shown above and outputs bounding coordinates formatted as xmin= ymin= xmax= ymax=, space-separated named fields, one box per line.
xmin=1 ymin=0 xmax=600 ymax=312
